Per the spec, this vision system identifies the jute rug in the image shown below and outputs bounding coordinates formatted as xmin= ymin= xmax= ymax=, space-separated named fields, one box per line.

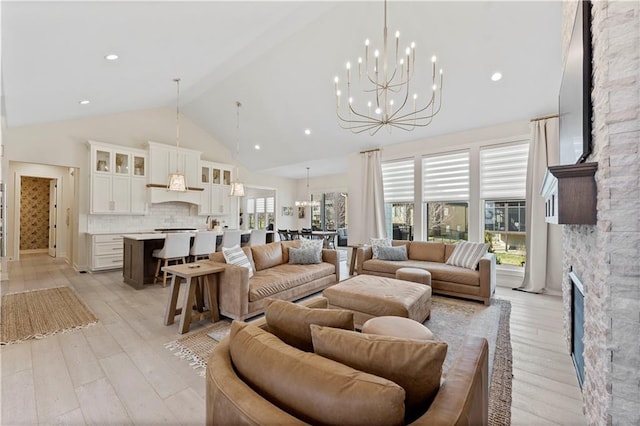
xmin=0 ymin=286 xmax=99 ymax=345
xmin=166 ymin=295 xmax=512 ymax=424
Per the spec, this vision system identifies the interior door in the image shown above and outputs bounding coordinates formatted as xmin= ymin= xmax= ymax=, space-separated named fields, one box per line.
xmin=49 ymin=179 xmax=57 ymax=257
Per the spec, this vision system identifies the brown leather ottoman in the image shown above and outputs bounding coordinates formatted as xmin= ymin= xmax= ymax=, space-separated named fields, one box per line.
xmin=362 ymin=316 xmax=434 ymax=341
xmin=323 ymin=275 xmax=431 ymax=328
xmin=395 ymin=267 xmax=432 ymax=286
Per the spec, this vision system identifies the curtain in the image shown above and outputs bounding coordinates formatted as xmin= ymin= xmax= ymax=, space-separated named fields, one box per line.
xmin=518 ymin=117 xmax=562 ymax=293
xmin=361 ymin=150 xmax=387 ymax=240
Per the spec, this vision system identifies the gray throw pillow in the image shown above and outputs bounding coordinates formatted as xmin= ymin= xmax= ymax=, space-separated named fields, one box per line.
xmin=289 ymin=246 xmax=322 ymax=264
xmin=377 ymin=245 xmax=408 ymax=261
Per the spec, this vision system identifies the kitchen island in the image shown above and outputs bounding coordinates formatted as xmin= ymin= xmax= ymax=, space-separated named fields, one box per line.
xmin=122 ymin=231 xmax=274 ymax=289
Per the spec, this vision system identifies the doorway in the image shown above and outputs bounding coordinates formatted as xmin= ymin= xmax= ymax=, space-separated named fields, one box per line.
xmin=19 ymin=176 xmax=57 ymax=256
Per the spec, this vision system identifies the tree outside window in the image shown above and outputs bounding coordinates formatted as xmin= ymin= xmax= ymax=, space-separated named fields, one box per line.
xmin=425 ymin=202 xmax=468 ymax=242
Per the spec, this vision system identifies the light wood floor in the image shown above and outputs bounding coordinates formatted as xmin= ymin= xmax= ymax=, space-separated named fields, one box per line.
xmin=1 ymin=254 xmax=585 ymax=425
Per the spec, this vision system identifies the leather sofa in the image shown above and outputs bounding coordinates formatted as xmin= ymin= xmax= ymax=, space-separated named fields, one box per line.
xmin=357 ymin=241 xmax=496 ymax=305
xmin=206 ymin=297 xmax=489 ymax=425
xmin=208 ymin=241 xmax=340 ymax=320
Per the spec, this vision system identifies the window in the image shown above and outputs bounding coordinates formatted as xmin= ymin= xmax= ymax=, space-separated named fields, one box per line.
xmin=382 ymin=159 xmax=414 ymax=240
xmin=311 ymin=192 xmax=347 ymax=231
xmin=480 ymin=142 xmax=529 ymax=267
xmin=246 ymin=196 xmax=274 ymax=230
xmin=423 ymin=151 xmax=470 ymax=242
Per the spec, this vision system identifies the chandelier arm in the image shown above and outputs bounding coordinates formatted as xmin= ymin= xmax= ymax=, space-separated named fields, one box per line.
xmin=337 ymin=108 xmax=378 ymax=125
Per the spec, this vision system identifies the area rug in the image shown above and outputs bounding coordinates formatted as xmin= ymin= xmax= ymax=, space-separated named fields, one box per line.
xmin=166 ymin=295 xmax=512 ymax=423
xmin=0 ymin=286 xmax=99 ymax=345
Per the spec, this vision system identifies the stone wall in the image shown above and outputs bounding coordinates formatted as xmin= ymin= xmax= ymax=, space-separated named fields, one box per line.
xmin=561 ymin=1 xmax=640 ymax=424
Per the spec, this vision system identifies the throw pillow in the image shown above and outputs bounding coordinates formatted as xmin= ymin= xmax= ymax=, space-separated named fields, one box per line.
xmin=377 ymin=245 xmax=409 ymax=261
xmin=446 ymin=241 xmax=489 ymax=270
xmin=222 ymin=245 xmax=254 ymax=278
xmin=288 ymin=247 xmax=322 ymax=265
xmin=299 ymin=238 xmax=323 ymax=251
xmin=229 ymin=321 xmax=405 ymax=426
xmin=265 ymin=299 xmax=354 ymax=351
xmin=370 ymin=238 xmax=391 ymax=259
xmin=311 ymin=324 xmax=447 ymax=421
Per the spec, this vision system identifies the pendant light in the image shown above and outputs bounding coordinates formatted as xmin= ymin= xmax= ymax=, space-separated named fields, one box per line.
xmin=229 ymin=101 xmax=246 ymax=197
xmin=167 ymin=78 xmax=187 ymax=191
xmin=295 ymin=167 xmax=320 ymax=207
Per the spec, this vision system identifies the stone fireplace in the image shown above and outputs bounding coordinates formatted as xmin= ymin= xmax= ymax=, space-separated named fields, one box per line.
xmin=569 ymin=270 xmax=585 ymax=388
xmin=561 ymin=1 xmax=640 ymax=424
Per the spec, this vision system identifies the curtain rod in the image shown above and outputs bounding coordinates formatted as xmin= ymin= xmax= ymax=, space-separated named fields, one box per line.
xmin=530 ymin=114 xmax=559 ymax=122
xmin=360 ymin=148 xmax=381 ymax=154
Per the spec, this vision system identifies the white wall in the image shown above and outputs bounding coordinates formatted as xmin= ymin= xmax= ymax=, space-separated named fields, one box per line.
xmin=347 ymin=120 xmax=532 ymax=245
xmin=293 ymin=173 xmax=348 ymax=229
xmin=4 ymin=107 xmax=297 ymax=270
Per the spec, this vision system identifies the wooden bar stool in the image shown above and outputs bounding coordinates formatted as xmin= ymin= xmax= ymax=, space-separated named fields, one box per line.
xmin=163 ymin=262 xmax=226 ymax=334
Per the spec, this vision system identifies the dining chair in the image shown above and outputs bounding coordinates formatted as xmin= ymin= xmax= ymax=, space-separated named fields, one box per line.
xmin=288 ymin=229 xmax=300 ymax=240
xmin=153 ymin=233 xmax=191 ymax=287
xmin=277 ymin=229 xmax=290 ymax=241
xmin=248 ymin=229 xmax=267 ymax=246
xmin=189 ymin=231 xmax=217 ymax=261
xmin=217 ymin=230 xmax=242 ymax=251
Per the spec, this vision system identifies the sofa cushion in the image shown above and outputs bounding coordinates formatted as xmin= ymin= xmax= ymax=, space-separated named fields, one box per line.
xmin=222 ymin=245 xmax=254 ymax=278
xmin=377 ymin=245 xmax=409 ymax=261
xmin=408 ymin=241 xmax=445 ymax=262
xmin=229 ymin=321 xmax=406 ymax=426
xmin=311 ymin=324 xmax=447 ymax=420
xmin=249 ymin=263 xmax=335 ymax=302
xmin=251 ymin=242 xmax=283 ymax=271
xmin=280 ymin=240 xmax=300 ymax=264
xmin=446 ymin=241 xmax=489 ymax=270
xmin=265 ymin=299 xmax=354 ymax=352
xmin=288 ymin=247 xmax=322 ymax=265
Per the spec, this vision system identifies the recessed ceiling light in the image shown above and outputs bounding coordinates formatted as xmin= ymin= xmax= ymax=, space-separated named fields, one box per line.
xmin=79 ymin=100 xmax=90 ymax=105
xmin=105 ymin=54 xmax=119 ymax=61
xmin=254 ymin=144 xmax=261 ymax=150
xmin=491 ymin=72 xmax=502 ymax=82
xmin=304 ymin=129 xmax=311 ymax=135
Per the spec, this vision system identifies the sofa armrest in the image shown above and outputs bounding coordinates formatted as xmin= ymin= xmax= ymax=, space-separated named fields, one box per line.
xmin=322 ymin=249 xmax=340 ymax=282
xmin=478 ymin=253 xmax=496 ymax=305
xmin=356 ymin=246 xmax=373 ymax=275
xmin=205 ymin=260 xmax=250 ymax=320
xmin=412 ymin=337 xmax=489 ymax=426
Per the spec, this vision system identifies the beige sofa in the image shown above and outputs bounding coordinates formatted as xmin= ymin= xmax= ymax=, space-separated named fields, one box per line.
xmin=208 ymin=241 xmax=339 ymax=320
xmin=206 ymin=297 xmax=489 ymax=425
xmin=357 ymin=241 xmax=496 ymax=305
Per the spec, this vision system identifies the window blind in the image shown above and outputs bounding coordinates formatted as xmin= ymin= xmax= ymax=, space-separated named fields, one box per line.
xmin=480 ymin=142 xmax=529 ymax=199
xmin=256 ymin=198 xmax=265 ymax=213
xmin=422 ymin=151 xmax=470 ymax=201
xmin=247 ymin=199 xmax=255 ymax=214
xmin=266 ymin=197 xmax=275 ymax=213
xmin=382 ymin=159 xmax=414 ymax=202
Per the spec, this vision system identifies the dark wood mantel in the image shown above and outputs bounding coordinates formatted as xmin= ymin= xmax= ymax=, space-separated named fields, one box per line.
xmin=548 ymin=162 xmax=598 ymax=225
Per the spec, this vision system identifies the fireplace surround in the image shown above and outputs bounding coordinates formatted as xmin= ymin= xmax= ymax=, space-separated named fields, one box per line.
xmin=569 ymin=269 xmax=585 ymax=388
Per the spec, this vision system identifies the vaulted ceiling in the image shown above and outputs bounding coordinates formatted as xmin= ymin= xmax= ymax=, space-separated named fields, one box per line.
xmin=2 ymin=1 xmax=562 ymax=178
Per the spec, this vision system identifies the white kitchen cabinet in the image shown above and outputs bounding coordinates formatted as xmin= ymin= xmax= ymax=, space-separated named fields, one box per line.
xmin=198 ymin=160 xmax=233 ymax=215
xmin=147 ymin=141 xmax=202 ymax=204
xmin=89 ymin=234 xmax=124 ymax=271
xmin=88 ymin=141 xmax=147 ymax=214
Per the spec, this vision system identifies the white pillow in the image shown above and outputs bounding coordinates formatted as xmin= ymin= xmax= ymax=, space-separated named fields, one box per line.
xmin=370 ymin=238 xmax=391 ymax=259
xmin=446 ymin=241 xmax=489 ymax=270
xmin=222 ymin=245 xmax=254 ymax=278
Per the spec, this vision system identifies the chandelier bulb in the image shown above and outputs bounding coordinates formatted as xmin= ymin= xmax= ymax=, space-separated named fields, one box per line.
xmin=411 ymin=42 xmax=416 ymax=49
xmin=346 ymin=62 xmax=351 ymax=69
xmin=432 ymin=84 xmax=437 ymax=91
xmin=432 ymin=55 xmax=437 ymax=63
xmin=400 ymin=58 xmax=404 ymax=65
xmin=440 ymin=69 xmax=443 ymax=75
xmin=395 ymin=30 xmax=400 ymax=38
xmin=389 ymin=99 xmax=394 ymax=106
xmin=367 ymin=101 xmax=372 ymax=107
xmin=375 ymin=107 xmax=381 ymax=115
xmin=349 ymin=97 xmax=353 ymax=104
xmin=413 ymin=93 xmax=418 ymax=100
xmin=336 ymin=90 xmax=341 ymax=97
xmin=405 ymin=47 xmax=411 ymax=55
xmin=334 ymin=76 xmax=339 ymax=83
xmin=365 ymin=38 xmax=370 ymax=46
xmin=358 ymin=57 xmax=363 ymax=64
xmin=374 ymin=50 xmax=379 ymax=58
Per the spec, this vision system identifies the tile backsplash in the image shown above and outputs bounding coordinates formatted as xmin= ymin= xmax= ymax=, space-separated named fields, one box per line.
xmin=87 ymin=202 xmax=231 ymax=233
